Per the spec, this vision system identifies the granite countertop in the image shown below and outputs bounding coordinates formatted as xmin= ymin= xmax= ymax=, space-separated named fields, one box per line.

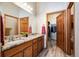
xmin=2 ymin=34 xmax=44 ymax=51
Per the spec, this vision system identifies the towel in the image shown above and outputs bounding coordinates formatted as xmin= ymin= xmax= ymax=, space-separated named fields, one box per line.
xmin=42 ymin=25 xmax=46 ymax=34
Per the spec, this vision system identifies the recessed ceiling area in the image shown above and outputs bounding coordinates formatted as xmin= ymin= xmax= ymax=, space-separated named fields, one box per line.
xmin=0 ymin=2 xmax=69 ymax=16
xmin=13 ymin=2 xmax=33 ymax=14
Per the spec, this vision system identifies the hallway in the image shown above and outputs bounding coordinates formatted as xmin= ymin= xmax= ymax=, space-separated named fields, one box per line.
xmin=38 ymin=40 xmax=70 ymax=57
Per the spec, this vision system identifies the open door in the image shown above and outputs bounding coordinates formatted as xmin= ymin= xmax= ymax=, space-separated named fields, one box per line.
xmin=56 ymin=12 xmax=65 ymax=51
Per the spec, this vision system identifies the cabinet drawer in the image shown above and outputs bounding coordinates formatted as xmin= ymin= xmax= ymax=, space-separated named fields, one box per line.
xmin=24 ymin=41 xmax=32 ymax=47
xmin=12 ymin=51 xmax=23 ymax=57
xmin=24 ymin=46 xmax=32 ymax=57
xmin=4 ymin=41 xmax=32 ymax=57
xmin=33 ymin=39 xmax=37 ymax=43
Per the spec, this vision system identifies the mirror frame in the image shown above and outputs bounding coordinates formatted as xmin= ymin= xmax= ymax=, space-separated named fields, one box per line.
xmin=4 ymin=14 xmax=19 ymax=36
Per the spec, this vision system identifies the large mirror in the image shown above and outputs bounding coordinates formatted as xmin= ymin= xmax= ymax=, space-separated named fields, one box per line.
xmin=4 ymin=14 xmax=18 ymax=36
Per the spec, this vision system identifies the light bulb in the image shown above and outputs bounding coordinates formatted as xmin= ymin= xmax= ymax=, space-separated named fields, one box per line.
xmin=30 ymin=7 xmax=33 ymax=11
xmin=23 ymin=2 xmax=27 ymax=6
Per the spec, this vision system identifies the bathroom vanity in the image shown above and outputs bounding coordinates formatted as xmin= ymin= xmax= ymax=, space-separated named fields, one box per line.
xmin=1 ymin=34 xmax=44 ymax=57
xmin=2 ymin=14 xmax=44 ymax=57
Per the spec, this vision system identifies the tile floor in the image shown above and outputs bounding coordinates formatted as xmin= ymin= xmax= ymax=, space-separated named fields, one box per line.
xmin=38 ymin=40 xmax=70 ymax=57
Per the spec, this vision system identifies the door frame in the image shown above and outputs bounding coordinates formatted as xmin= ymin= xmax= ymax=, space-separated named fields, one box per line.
xmin=67 ymin=2 xmax=75 ymax=55
xmin=46 ymin=10 xmax=65 ymax=48
xmin=4 ymin=14 xmax=19 ymax=36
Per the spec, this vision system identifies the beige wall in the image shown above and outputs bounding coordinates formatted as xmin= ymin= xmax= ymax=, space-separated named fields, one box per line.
xmin=75 ymin=2 xmax=79 ymax=57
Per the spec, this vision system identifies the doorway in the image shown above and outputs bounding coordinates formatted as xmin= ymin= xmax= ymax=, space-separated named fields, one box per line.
xmin=47 ymin=12 xmax=61 ymax=48
xmin=46 ymin=10 xmax=66 ymax=56
xmin=38 ymin=10 xmax=67 ymax=57
xmin=46 ymin=2 xmax=75 ymax=56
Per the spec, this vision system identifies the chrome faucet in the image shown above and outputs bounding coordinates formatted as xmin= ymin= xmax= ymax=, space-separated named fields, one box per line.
xmin=8 ymin=35 xmax=14 ymax=42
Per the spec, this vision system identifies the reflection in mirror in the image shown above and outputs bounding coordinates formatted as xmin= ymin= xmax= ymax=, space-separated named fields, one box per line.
xmin=4 ymin=14 xmax=18 ymax=36
xmin=20 ymin=17 xmax=29 ymax=37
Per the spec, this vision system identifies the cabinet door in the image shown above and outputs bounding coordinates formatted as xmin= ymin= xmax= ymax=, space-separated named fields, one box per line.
xmin=0 ymin=52 xmax=1 ymax=57
xmin=41 ymin=37 xmax=44 ymax=50
xmin=33 ymin=49 xmax=37 ymax=57
xmin=24 ymin=46 xmax=32 ymax=57
xmin=41 ymin=40 xmax=43 ymax=51
xmin=12 ymin=52 xmax=23 ymax=57
xmin=33 ymin=43 xmax=37 ymax=57
xmin=38 ymin=38 xmax=42 ymax=54
xmin=33 ymin=39 xmax=37 ymax=50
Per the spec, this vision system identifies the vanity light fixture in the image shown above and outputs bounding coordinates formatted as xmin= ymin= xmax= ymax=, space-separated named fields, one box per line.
xmin=21 ymin=2 xmax=33 ymax=11
xmin=27 ymin=5 xmax=33 ymax=11
xmin=23 ymin=2 xmax=28 ymax=6
xmin=30 ymin=7 xmax=33 ymax=11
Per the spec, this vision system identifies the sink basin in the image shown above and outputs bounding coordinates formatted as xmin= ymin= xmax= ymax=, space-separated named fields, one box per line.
xmin=3 ymin=39 xmax=25 ymax=51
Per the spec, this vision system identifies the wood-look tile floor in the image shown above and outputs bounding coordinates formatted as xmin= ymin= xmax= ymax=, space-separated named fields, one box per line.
xmin=38 ymin=40 xmax=70 ymax=57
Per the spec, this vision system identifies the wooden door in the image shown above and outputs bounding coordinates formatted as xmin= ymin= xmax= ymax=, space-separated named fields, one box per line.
xmin=56 ymin=12 xmax=64 ymax=51
xmin=66 ymin=9 xmax=72 ymax=55
xmin=20 ymin=17 xmax=29 ymax=32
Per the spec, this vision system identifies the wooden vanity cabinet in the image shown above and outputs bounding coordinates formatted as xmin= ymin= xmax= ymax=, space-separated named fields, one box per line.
xmin=24 ymin=46 xmax=32 ymax=57
xmin=32 ymin=39 xmax=38 ymax=57
xmin=3 ymin=40 xmax=32 ymax=57
xmin=3 ymin=36 xmax=44 ymax=57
